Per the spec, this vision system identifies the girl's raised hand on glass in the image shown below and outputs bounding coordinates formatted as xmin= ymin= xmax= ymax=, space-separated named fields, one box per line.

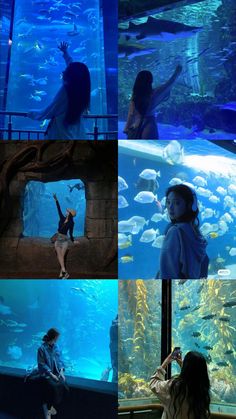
xmin=58 ymin=41 xmax=69 ymax=53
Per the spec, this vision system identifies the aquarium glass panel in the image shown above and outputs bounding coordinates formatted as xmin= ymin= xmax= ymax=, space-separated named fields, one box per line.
xmin=119 ymin=280 xmax=161 ymax=399
xmin=23 ymin=180 xmax=85 ymax=237
xmin=119 ymin=140 xmax=236 ymax=279
xmin=172 ymin=279 xmax=236 ymax=407
xmin=5 ymin=0 xmax=106 ymax=134
xmin=0 ymin=280 xmax=118 ymax=382
xmin=119 ymin=0 xmax=236 ymax=139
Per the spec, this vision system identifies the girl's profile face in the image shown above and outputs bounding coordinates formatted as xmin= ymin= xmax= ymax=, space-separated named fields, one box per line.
xmin=166 ymin=192 xmax=187 ymax=221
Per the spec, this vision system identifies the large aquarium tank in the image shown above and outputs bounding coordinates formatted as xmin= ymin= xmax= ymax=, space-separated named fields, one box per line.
xmin=118 ymin=279 xmax=236 ymax=415
xmin=2 ymin=0 xmax=107 ymax=136
xmin=118 ymin=140 xmax=236 ymax=279
xmin=0 ymin=280 xmax=118 ymax=383
xmin=118 ymin=0 xmax=236 ymax=139
xmin=23 ymin=179 xmax=86 ymax=238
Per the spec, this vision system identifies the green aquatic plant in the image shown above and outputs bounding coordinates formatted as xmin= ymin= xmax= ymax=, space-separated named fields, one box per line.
xmin=132 ymin=280 xmax=148 ymax=372
xmin=118 ymin=372 xmax=152 ymax=399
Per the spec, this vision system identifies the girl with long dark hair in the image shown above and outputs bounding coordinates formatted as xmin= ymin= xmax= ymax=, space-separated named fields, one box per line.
xmin=37 ymin=328 xmax=68 ymax=419
xmin=158 ymin=184 xmax=209 ymax=279
xmin=28 ymin=42 xmax=91 ymax=139
xmin=150 ymin=351 xmax=211 ymax=419
xmin=124 ymin=65 xmax=182 ymax=139
xmin=53 ymin=193 xmax=79 ymax=279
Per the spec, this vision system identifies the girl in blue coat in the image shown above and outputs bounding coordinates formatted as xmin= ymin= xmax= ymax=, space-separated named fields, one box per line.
xmin=158 ymin=184 xmax=209 ymax=279
xmin=38 ymin=328 xmax=67 ymax=419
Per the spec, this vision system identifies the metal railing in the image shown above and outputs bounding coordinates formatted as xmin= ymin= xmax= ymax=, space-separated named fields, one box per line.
xmin=118 ymin=403 xmax=236 ymax=419
xmin=0 ymin=111 xmax=118 ymax=140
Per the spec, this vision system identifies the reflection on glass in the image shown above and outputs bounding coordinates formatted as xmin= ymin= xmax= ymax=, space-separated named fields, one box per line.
xmin=119 ymin=280 xmax=161 ymax=399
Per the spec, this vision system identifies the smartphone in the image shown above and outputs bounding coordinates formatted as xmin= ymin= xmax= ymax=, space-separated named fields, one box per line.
xmin=171 ymin=347 xmax=181 ymax=359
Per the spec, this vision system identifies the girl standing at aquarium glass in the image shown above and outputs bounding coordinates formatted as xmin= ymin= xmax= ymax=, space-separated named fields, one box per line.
xmin=123 ymin=65 xmax=182 ymax=139
xmin=149 ymin=351 xmax=211 ymax=419
xmin=53 ymin=193 xmax=79 ymax=279
xmin=37 ymin=328 xmax=68 ymax=419
xmin=28 ymin=42 xmax=91 ymax=140
xmin=158 ymin=184 xmax=209 ymax=279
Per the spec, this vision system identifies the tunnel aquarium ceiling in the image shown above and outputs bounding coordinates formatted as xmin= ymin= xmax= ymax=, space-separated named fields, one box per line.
xmin=0 ymin=280 xmax=118 ymax=383
xmin=118 ymin=279 xmax=236 ymax=415
xmin=118 ymin=0 xmax=236 ymax=139
xmin=118 ymin=140 xmax=236 ymax=279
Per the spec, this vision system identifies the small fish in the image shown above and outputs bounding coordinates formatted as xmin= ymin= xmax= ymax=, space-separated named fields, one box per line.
xmin=193 ymin=176 xmax=207 ymax=187
xmin=224 ymin=350 xmax=233 ymax=355
xmin=217 ymin=361 xmax=229 ymax=367
xmin=179 ymin=305 xmax=190 ymax=310
xmin=197 ymin=283 xmax=204 ymax=294
xmin=223 ymin=300 xmax=236 ymax=307
xmin=34 ymin=90 xmax=47 ymax=96
xmin=209 ymin=232 xmax=218 ymax=239
xmin=195 ymin=342 xmax=200 ymax=348
xmin=118 ymin=195 xmax=129 ymax=209
xmin=192 ymin=332 xmax=201 ymax=337
xmin=216 ymin=186 xmax=227 ymax=196
xmin=139 ymin=169 xmax=160 ymax=180
xmin=209 ymin=195 xmax=220 ymax=204
xmin=152 ymin=235 xmax=165 ymax=248
xmin=151 ymin=213 xmax=163 ymax=223
xmin=229 ymin=248 xmax=236 ymax=256
xmin=30 ymin=94 xmax=42 ymax=102
xmin=139 ymin=228 xmax=157 ymax=243
xmin=169 ymin=177 xmax=182 ymax=186
xmin=203 ymin=346 xmax=213 ymax=350
xmin=202 ymin=314 xmax=216 ymax=320
xmin=191 ymin=304 xmax=202 ymax=312
xmin=134 ymin=191 xmax=157 ymax=204
xmin=218 ymin=316 xmax=230 ymax=322
xmin=118 ymin=176 xmax=128 ymax=192
xmin=119 ymin=255 xmax=134 ymax=264
xmin=197 ymin=187 xmax=212 ymax=198
xmin=67 ymin=24 xmax=79 ymax=36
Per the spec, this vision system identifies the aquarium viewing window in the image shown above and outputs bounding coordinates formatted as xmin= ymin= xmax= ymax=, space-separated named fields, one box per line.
xmin=118 ymin=140 xmax=236 ymax=280
xmin=0 ymin=280 xmax=118 ymax=384
xmin=4 ymin=0 xmax=107 ymax=133
xmin=23 ymin=179 xmax=85 ymax=238
xmin=118 ymin=280 xmax=236 ymax=416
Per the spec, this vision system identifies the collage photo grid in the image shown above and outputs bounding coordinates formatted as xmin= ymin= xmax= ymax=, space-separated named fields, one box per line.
xmin=0 ymin=1 xmax=236 ymax=419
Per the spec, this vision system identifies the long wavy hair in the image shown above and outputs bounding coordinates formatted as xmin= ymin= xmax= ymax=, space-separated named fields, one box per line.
xmin=63 ymin=62 xmax=91 ymax=125
xmin=170 ymin=351 xmax=211 ymax=419
xmin=165 ymin=184 xmax=202 ymax=234
xmin=132 ymin=70 xmax=153 ymax=115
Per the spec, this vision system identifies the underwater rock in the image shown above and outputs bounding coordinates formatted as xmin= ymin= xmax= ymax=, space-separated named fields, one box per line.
xmin=204 ymin=107 xmax=236 ymax=133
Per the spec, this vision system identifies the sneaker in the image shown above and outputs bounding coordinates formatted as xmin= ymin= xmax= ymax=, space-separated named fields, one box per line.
xmin=63 ymin=271 xmax=70 ymax=279
xmin=49 ymin=406 xmax=57 ymax=416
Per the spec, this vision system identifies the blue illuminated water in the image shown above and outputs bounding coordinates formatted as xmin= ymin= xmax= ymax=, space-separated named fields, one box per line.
xmin=5 ymin=0 xmax=106 ymax=133
xmin=118 ymin=140 xmax=236 ymax=279
xmin=23 ymin=180 xmax=85 ymax=238
xmin=119 ymin=0 xmax=236 ymax=139
xmin=0 ymin=280 xmax=118 ymax=382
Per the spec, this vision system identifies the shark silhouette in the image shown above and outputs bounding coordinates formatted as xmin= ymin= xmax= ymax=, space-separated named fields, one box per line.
xmin=120 ymin=17 xmax=202 ymax=42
